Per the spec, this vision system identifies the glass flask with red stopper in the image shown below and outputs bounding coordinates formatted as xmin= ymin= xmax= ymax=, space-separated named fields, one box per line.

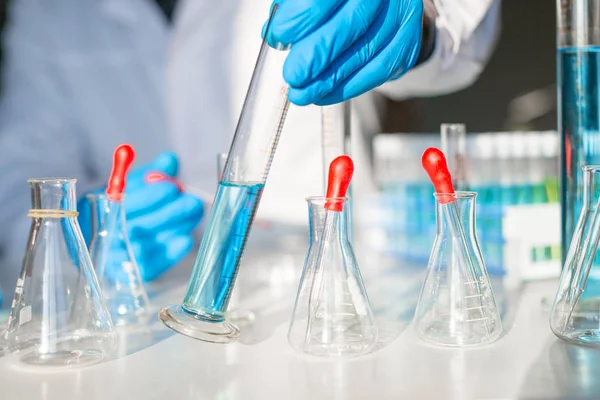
xmin=288 ymin=156 xmax=377 ymax=357
xmin=414 ymin=148 xmax=502 ymax=347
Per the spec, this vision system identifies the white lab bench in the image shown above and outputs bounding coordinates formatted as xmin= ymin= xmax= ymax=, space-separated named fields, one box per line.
xmin=0 ymin=237 xmax=595 ymax=400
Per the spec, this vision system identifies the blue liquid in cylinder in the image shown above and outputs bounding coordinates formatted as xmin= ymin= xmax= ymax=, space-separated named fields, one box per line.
xmin=182 ymin=181 xmax=264 ymax=320
xmin=559 ymin=47 xmax=600 ymax=270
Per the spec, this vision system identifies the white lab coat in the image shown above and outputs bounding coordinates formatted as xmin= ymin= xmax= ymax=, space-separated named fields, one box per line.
xmin=0 ymin=0 xmax=501 ymax=293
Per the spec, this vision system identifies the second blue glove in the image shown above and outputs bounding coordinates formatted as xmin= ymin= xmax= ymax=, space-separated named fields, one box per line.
xmin=79 ymin=151 xmax=204 ymax=281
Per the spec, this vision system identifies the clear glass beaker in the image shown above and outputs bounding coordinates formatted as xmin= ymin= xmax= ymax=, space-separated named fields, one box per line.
xmin=87 ymin=193 xmax=150 ymax=327
xmin=288 ymin=197 xmax=377 ymax=357
xmin=551 ymin=165 xmax=600 ymax=345
xmin=3 ymin=179 xmax=116 ymax=367
xmin=558 ymin=0 xmax=600 ymax=260
xmin=413 ymin=191 xmax=502 ymax=347
xmin=159 ymin=5 xmax=290 ymax=343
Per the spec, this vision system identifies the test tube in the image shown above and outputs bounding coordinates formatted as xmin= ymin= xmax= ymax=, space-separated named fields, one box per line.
xmin=159 ymin=5 xmax=290 ymax=343
xmin=440 ymin=123 xmax=468 ymax=191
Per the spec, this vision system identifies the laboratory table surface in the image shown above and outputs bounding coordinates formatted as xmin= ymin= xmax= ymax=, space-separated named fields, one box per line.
xmin=0 ymin=240 xmax=596 ymax=400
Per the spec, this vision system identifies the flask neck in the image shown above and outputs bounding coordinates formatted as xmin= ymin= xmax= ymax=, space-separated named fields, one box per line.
xmin=28 ymin=179 xmax=78 ymax=217
xmin=86 ymin=194 xmax=125 ymax=236
xmin=306 ymin=197 xmax=349 ymax=244
xmin=434 ymin=192 xmax=477 ymax=236
xmin=581 ymin=166 xmax=600 ymax=207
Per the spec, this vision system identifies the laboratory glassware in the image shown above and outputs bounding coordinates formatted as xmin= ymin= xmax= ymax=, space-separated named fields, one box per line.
xmin=87 ymin=144 xmax=150 ymax=327
xmin=558 ymin=0 xmax=600 ymax=261
xmin=288 ymin=156 xmax=377 ymax=357
xmin=322 ymin=102 xmax=354 ymax=239
xmin=159 ymin=5 xmax=290 ymax=343
xmin=550 ymin=165 xmax=600 ymax=346
xmin=416 ymin=148 xmax=502 ymax=346
xmin=216 ymin=152 xmax=255 ymax=324
xmin=440 ymin=123 xmax=468 ymax=191
xmin=321 ymin=102 xmax=352 ymax=188
xmin=3 ymin=178 xmax=116 ymax=367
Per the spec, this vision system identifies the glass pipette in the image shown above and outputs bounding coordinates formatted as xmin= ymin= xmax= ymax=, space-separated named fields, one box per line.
xmin=321 ymin=102 xmax=352 ymax=190
xmin=322 ymin=102 xmax=353 ymax=238
xmin=440 ymin=123 xmax=468 ymax=190
xmin=159 ymin=4 xmax=290 ymax=343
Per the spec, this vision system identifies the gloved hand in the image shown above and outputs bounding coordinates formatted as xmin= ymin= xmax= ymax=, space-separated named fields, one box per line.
xmin=79 ymin=152 xmax=204 ymax=281
xmin=264 ymin=0 xmax=427 ymax=106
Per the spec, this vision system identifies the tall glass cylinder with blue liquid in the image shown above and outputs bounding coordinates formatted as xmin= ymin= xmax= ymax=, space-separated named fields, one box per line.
xmin=159 ymin=5 xmax=291 ymax=343
xmin=558 ymin=0 xmax=600 ymax=265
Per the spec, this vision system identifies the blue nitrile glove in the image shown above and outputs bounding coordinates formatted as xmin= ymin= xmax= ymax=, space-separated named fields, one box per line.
xmin=264 ymin=0 xmax=429 ymax=106
xmin=78 ymin=152 xmax=204 ymax=281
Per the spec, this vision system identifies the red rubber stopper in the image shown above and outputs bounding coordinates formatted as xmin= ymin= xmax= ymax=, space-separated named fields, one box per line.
xmin=325 ymin=155 xmax=354 ymax=212
xmin=106 ymin=144 xmax=135 ymax=201
xmin=145 ymin=171 xmax=185 ymax=192
xmin=421 ymin=147 xmax=455 ymax=204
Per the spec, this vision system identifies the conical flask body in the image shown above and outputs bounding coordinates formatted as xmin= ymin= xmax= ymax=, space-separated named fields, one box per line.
xmin=3 ymin=179 xmax=116 ymax=367
xmin=414 ymin=192 xmax=502 ymax=347
xmin=551 ymin=166 xmax=600 ymax=345
xmin=288 ymin=197 xmax=377 ymax=357
xmin=87 ymin=194 xmax=150 ymax=327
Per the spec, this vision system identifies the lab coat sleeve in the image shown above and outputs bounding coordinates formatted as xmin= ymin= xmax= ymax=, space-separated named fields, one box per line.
xmin=376 ymin=0 xmax=502 ymax=100
xmin=0 ymin=0 xmax=91 ymax=289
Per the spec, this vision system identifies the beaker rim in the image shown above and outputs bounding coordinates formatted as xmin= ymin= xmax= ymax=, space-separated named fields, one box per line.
xmin=433 ymin=191 xmax=477 ymax=199
xmin=27 ymin=178 xmax=77 ymax=184
xmin=305 ymin=196 xmax=349 ymax=203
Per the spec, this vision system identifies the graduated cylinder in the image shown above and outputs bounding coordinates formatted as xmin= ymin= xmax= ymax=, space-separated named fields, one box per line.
xmin=558 ymin=0 xmax=600 ymax=260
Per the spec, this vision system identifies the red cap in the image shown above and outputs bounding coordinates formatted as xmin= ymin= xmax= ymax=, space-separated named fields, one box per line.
xmin=106 ymin=144 xmax=135 ymax=201
xmin=325 ymin=155 xmax=354 ymax=212
xmin=421 ymin=147 xmax=455 ymax=204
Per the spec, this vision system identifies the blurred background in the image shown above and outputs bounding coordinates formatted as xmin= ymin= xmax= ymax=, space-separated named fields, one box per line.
xmin=0 ymin=0 xmax=559 ymax=280
xmin=384 ymin=0 xmax=556 ymax=133
xmin=0 ymin=0 xmax=556 ymax=132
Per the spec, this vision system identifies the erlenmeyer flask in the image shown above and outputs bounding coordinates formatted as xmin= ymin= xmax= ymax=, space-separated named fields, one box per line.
xmin=3 ymin=178 xmax=116 ymax=367
xmin=551 ymin=165 xmax=600 ymax=345
xmin=87 ymin=193 xmax=150 ymax=327
xmin=288 ymin=196 xmax=377 ymax=357
xmin=413 ymin=191 xmax=502 ymax=347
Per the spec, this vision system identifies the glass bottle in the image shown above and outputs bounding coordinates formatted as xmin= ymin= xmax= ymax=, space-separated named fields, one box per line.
xmin=551 ymin=165 xmax=600 ymax=345
xmin=2 ymin=179 xmax=116 ymax=367
xmin=87 ymin=193 xmax=150 ymax=327
xmin=413 ymin=191 xmax=502 ymax=347
xmin=288 ymin=196 xmax=377 ymax=357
